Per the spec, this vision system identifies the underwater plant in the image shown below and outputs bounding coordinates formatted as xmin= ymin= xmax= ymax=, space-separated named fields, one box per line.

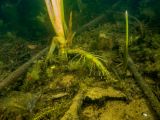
xmin=31 ymin=1 xmax=117 ymax=119
xmin=45 ymin=0 xmax=75 ymax=61
xmin=124 ymin=10 xmax=129 ymax=71
xmin=44 ymin=0 xmax=114 ymax=80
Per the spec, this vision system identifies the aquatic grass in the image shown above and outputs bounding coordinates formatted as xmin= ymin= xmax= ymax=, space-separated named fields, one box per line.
xmin=66 ymin=12 xmax=76 ymax=47
xmin=45 ymin=0 xmax=67 ymax=60
xmin=45 ymin=0 xmax=76 ymax=61
xmin=124 ymin=10 xmax=129 ymax=70
xmin=45 ymin=0 xmax=65 ymax=37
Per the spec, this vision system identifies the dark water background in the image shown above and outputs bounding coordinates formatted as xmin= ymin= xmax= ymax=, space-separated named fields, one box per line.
xmin=0 ymin=0 xmax=160 ymax=40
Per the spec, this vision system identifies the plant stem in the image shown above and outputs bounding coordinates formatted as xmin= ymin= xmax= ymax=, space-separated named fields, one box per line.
xmin=124 ymin=10 xmax=129 ymax=70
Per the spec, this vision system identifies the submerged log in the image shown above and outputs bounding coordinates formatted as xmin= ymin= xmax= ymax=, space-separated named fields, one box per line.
xmin=0 ymin=47 xmax=48 ymax=91
xmin=60 ymin=90 xmax=84 ymax=120
xmin=128 ymin=56 xmax=160 ymax=118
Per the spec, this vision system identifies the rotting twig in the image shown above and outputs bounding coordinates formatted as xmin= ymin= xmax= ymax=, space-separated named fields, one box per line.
xmin=0 ymin=47 xmax=48 ymax=91
xmin=128 ymin=56 xmax=160 ymax=118
xmin=60 ymin=90 xmax=84 ymax=120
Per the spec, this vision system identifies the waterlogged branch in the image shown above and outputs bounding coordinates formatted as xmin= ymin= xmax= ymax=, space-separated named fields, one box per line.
xmin=0 ymin=47 xmax=48 ymax=91
xmin=128 ymin=56 xmax=160 ymax=118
